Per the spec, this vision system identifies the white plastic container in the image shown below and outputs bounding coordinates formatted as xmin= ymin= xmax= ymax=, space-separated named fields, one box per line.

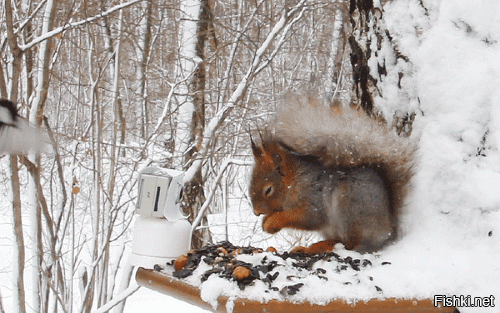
xmin=130 ymin=216 xmax=192 ymax=268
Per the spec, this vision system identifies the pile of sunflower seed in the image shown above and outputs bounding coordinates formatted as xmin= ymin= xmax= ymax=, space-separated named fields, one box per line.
xmin=155 ymin=241 xmax=384 ymax=296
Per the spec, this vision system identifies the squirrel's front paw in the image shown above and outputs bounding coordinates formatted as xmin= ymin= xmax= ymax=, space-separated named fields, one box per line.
xmin=262 ymin=214 xmax=283 ymax=234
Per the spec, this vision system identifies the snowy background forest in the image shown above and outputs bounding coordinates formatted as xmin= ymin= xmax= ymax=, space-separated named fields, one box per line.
xmin=1 ymin=0 xmax=499 ymax=312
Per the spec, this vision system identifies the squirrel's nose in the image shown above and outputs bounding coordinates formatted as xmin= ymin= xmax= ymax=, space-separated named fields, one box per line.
xmin=253 ymin=207 xmax=264 ymax=216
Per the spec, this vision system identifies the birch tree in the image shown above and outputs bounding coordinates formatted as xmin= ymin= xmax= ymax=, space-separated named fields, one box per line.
xmin=136 ymin=0 xmax=152 ymax=139
xmin=326 ymin=3 xmax=350 ymax=105
xmin=3 ymin=0 xmax=28 ymax=312
xmin=27 ymin=0 xmax=58 ymax=311
xmin=8 ymin=154 xmax=25 ymax=313
xmin=175 ymin=0 xmax=211 ymax=249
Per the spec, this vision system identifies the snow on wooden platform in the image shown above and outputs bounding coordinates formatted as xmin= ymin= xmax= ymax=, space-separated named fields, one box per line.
xmin=135 ymin=242 xmax=456 ymax=313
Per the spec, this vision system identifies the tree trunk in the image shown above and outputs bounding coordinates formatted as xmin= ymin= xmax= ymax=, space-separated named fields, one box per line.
xmin=348 ymin=0 xmax=417 ymax=134
xmin=28 ymin=0 xmax=58 ymax=311
xmin=327 ymin=4 xmax=349 ymax=105
xmin=4 ymin=0 xmax=26 ymax=312
xmin=10 ymin=155 xmax=26 ymax=313
xmin=137 ymin=0 xmax=152 ymax=139
xmin=349 ymin=0 xmax=378 ymax=114
xmin=175 ymin=0 xmax=212 ymax=249
xmin=4 ymin=0 xmax=23 ymax=102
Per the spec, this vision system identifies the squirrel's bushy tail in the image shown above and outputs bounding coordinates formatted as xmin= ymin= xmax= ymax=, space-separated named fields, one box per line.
xmin=271 ymin=94 xmax=416 ymax=223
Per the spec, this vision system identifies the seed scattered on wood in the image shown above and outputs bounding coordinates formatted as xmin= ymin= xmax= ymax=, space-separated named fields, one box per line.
xmin=167 ymin=241 xmax=386 ymax=298
xmin=172 ymin=268 xmax=194 ymax=279
xmin=280 ymin=283 xmax=304 ymax=296
xmin=262 ymin=271 xmax=280 ymax=284
xmin=201 ymin=268 xmax=223 ymax=282
xmin=203 ymin=257 xmax=215 ymax=265
xmin=174 ymin=255 xmax=189 ymax=271
xmin=217 ymin=247 xmax=227 ymax=255
xmin=231 ymin=248 xmax=242 ymax=256
xmin=214 ymin=257 xmax=223 ymax=264
xmin=233 ymin=266 xmax=251 ymax=280
xmin=266 ymin=247 xmax=277 ymax=253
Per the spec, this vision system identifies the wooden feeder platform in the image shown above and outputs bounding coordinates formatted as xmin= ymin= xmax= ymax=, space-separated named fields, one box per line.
xmin=136 ymin=268 xmax=457 ymax=313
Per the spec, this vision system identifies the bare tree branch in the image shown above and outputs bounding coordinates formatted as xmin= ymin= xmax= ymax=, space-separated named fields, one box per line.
xmin=191 ymin=158 xmax=252 ymax=232
xmin=183 ymin=0 xmax=308 ymax=183
xmin=20 ymin=0 xmax=142 ymax=51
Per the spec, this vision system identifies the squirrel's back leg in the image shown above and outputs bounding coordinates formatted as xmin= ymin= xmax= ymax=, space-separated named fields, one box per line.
xmin=291 ymin=228 xmax=361 ymax=254
xmin=291 ymin=240 xmax=339 ymax=254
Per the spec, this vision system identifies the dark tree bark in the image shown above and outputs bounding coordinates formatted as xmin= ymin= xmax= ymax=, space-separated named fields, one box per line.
xmin=348 ymin=0 xmax=418 ymax=136
xmin=181 ymin=0 xmax=214 ymax=249
xmin=349 ymin=0 xmax=380 ymax=114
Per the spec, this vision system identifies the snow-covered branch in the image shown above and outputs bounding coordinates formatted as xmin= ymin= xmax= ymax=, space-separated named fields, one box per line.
xmin=19 ymin=0 xmax=142 ymax=51
xmin=91 ymin=282 xmax=140 ymax=313
xmin=183 ymin=0 xmax=308 ymax=183
xmin=218 ymin=0 xmax=266 ymax=104
xmin=0 ymin=0 xmax=47 ymax=52
xmin=254 ymin=5 xmax=307 ymax=75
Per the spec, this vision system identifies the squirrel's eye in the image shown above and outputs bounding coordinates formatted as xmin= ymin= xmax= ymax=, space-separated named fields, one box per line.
xmin=264 ymin=185 xmax=274 ymax=197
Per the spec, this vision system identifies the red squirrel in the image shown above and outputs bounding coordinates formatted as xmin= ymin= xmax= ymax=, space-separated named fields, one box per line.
xmin=249 ymin=95 xmax=415 ymax=254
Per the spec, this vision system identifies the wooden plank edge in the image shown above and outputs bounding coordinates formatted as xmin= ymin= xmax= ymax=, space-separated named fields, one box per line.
xmin=136 ymin=267 xmax=457 ymax=313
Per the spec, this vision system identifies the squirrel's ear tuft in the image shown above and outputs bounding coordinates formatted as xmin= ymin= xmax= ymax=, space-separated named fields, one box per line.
xmin=250 ymin=133 xmax=264 ymax=158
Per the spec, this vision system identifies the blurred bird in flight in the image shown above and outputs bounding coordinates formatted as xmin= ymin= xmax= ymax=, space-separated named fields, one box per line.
xmin=0 ymin=99 xmax=49 ymax=155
